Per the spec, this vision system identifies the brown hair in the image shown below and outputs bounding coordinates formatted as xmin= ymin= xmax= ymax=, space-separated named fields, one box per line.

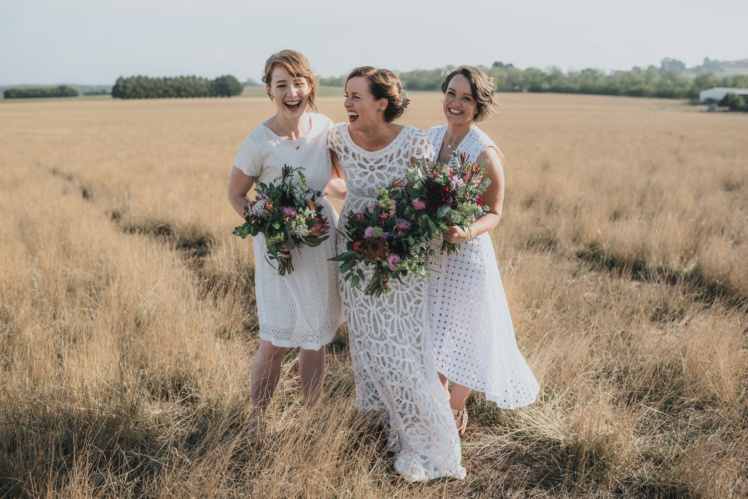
xmin=345 ymin=66 xmax=406 ymax=123
xmin=441 ymin=66 xmax=496 ymax=122
xmin=262 ymin=50 xmax=318 ymax=112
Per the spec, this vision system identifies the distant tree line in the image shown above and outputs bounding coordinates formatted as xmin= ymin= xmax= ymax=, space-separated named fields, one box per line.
xmin=3 ymin=85 xmax=79 ymax=99
xmin=111 ymin=75 xmax=243 ymax=99
xmin=719 ymin=93 xmax=748 ymax=112
xmin=318 ymin=64 xmax=748 ymax=100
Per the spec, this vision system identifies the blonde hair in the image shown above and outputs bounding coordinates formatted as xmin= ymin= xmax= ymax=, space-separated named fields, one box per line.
xmin=262 ymin=50 xmax=318 ymax=112
xmin=346 ymin=66 xmax=407 ymax=122
xmin=442 ymin=66 xmax=496 ymax=122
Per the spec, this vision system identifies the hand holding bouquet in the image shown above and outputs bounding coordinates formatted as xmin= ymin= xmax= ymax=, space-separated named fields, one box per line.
xmin=233 ymin=165 xmax=329 ymax=275
xmin=405 ymin=151 xmax=491 ymax=256
xmin=330 ymin=180 xmax=432 ymax=297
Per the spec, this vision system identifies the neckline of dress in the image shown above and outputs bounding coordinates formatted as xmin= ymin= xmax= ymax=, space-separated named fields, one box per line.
xmin=262 ymin=113 xmax=316 ymax=142
xmin=436 ymin=125 xmax=474 ymax=161
xmin=345 ymin=125 xmax=408 ymax=154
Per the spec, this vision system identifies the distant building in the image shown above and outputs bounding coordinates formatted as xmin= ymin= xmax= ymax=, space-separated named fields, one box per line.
xmin=699 ymin=87 xmax=748 ymax=103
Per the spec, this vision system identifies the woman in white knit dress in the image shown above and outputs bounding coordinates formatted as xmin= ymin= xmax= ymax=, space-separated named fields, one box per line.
xmin=227 ymin=50 xmax=344 ymax=436
xmin=329 ymin=67 xmax=465 ymax=482
xmin=427 ymin=66 xmax=539 ymax=434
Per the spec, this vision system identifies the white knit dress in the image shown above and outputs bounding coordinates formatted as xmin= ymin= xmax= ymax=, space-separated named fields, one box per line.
xmin=329 ymin=124 xmax=465 ymax=482
xmin=427 ymin=125 xmax=539 ymax=408
xmin=233 ymin=113 xmax=343 ymax=350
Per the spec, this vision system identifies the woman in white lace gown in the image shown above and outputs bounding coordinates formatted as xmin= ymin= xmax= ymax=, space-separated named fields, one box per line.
xmin=427 ymin=66 xmax=539 ymax=434
xmin=329 ymin=67 xmax=465 ymax=482
xmin=227 ymin=50 xmax=344 ymax=436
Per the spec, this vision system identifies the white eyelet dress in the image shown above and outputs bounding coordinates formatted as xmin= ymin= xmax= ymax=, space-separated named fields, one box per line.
xmin=233 ymin=113 xmax=343 ymax=350
xmin=329 ymin=124 xmax=465 ymax=482
xmin=427 ymin=125 xmax=540 ymax=408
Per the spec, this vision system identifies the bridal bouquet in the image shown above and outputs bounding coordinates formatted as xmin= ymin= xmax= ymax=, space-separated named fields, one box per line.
xmin=330 ymin=180 xmax=433 ymax=297
xmin=405 ymin=151 xmax=491 ymax=256
xmin=233 ymin=165 xmax=330 ymax=276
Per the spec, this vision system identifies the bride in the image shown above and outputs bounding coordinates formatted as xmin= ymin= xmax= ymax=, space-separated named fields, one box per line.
xmin=328 ymin=66 xmax=465 ymax=482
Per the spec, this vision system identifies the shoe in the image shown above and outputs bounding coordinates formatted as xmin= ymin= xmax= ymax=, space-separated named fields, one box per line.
xmin=452 ymin=407 xmax=468 ymax=436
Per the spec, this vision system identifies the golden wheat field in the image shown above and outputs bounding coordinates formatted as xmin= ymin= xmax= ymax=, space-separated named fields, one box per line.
xmin=1 ymin=92 xmax=746 ymax=498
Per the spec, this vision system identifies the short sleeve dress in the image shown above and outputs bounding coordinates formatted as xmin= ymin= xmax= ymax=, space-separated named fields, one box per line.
xmin=329 ymin=124 xmax=466 ymax=482
xmin=234 ymin=113 xmax=343 ymax=350
xmin=426 ymin=125 xmax=540 ymax=408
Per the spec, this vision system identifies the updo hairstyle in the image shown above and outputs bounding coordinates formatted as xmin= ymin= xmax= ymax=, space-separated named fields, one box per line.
xmin=346 ymin=66 xmax=406 ymax=123
xmin=262 ymin=49 xmax=319 ymax=112
xmin=441 ymin=66 xmax=496 ymax=122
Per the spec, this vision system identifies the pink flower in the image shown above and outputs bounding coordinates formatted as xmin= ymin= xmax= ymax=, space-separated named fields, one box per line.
xmin=283 ymin=206 xmax=297 ymax=217
xmin=412 ymin=198 xmax=426 ymax=210
xmin=396 ymin=219 xmax=411 ymax=231
xmin=386 ymin=253 xmax=401 ymax=271
xmin=367 ymin=202 xmax=378 ymax=211
xmin=364 ymin=226 xmax=374 ymax=238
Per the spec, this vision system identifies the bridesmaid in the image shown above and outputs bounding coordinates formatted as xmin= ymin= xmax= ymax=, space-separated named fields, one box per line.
xmin=427 ymin=66 xmax=540 ymax=434
xmin=227 ymin=50 xmax=344 ymax=437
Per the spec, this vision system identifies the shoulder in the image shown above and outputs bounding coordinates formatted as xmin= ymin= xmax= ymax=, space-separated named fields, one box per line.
xmin=328 ymin=122 xmax=349 ymax=151
xmin=426 ymin=125 xmax=445 ymax=142
xmin=240 ymin=124 xmax=270 ymax=149
xmin=310 ymin=112 xmax=333 ymax=132
xmin=402 ymin=125 xmax=428 ymax=141
xmin=472 ymin=126 xmax=504 ymax=164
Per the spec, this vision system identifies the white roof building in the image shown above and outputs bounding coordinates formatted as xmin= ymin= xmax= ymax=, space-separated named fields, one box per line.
xmin=699 ymin=87 xmax=748 ymax=103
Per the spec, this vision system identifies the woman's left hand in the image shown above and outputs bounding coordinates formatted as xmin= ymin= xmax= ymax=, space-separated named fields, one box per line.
xmin=444 ymin=226 xmax=471 ymax=243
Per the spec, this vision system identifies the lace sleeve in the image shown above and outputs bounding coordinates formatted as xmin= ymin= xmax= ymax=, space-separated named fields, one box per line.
xmin=410 ymin=128 xmax=434 ymax=162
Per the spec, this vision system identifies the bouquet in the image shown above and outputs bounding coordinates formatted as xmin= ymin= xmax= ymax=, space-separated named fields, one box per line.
xmin=405 ymin=151 xmax=491 ymax=256
xmin=233 ymin=165 xmax=330 ymax=275
xmin=330 ymin=180 xmax=434 ymax=297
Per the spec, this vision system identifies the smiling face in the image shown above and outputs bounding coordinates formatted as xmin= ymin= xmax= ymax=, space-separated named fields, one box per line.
xmin=344 ymin=76 xmax=386 ymax=130
xmin=266 ymin=65 xmax=311 ymax=119
xmin=443 ymin=74 xmax=478 ymax=127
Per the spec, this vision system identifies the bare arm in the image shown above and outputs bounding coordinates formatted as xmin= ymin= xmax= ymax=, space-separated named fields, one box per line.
xmin=443 ymin=146 xmax=505 ymax=243
xmin=324 ymin=150 xmax=347 ymax=201
xmin=227 ymin=166 xmax=255 ymax=218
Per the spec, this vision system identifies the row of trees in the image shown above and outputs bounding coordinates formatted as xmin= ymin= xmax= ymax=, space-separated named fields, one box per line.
xmin=111 ymin=75 xmax=242 ymax=99
xmin=319 ymin=64 xmax=748 ymax=100
xmin=720 ymin=93 xmax=748 ymax=111
xmin=3 ymin=85 xmax=79 ymax=99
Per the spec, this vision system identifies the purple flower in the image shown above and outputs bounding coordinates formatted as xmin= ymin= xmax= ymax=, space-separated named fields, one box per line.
xmin=283 ymin=206 xmax=297 ymax=217
xmin=449 ymin=176 xmax=464 ymax=190
xmin=386 ymin=253 xmax=401 ymax=271
xmin=412 ymin=198 xmax=426 ymax=210
xmin=364 ymin=226 xmax=374 ymax=238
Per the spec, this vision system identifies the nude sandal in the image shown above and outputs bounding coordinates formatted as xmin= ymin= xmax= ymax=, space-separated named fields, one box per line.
xmin=453 ymin=408 xmax=468 ymax=436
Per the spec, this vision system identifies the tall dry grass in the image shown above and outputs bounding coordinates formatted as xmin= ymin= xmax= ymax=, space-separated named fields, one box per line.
xmin=1 ymin=93 xmax=746 ymax=497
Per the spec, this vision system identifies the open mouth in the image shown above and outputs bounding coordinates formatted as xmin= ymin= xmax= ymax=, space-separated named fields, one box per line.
xmin=448 ymin=107 xmax=464 ymax=116
xmin=348 ymin=111 xmax=359 ymax=123
xmin=285 ymin=100 xmax=301 ymax=112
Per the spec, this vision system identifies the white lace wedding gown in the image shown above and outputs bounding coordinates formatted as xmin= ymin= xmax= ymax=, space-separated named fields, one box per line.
xmin=329 ymin=124 xmax=465 ymax=482
xmin=427 ymin=125 xmax=539 ymax=408
xmin=233 ymin=113 xmax=343 ymax=350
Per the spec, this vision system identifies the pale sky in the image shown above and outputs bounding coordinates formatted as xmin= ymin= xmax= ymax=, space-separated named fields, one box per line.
xmin=1 ymin=0 xmax=747 ymax=86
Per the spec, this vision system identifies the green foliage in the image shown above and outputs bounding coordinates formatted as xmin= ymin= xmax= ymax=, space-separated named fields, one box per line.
xmin=719 ymin=92 xmax=748 ymax=111
xmin=211 ymin=75 xmax=243 ymax=97
xmin=315 ymin=64 xmax=747 ymax=100
xmin=3 ymin=85 xmax=79 ymax=99
xmin=111 ymin=75 xmax=243 ymax=99
xmin=83 ymin=89 xmax=110 ymax=96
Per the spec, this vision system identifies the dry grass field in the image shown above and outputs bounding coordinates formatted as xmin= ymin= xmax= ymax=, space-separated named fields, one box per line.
xmin=1 ymin=92 xmax=746 ymax=498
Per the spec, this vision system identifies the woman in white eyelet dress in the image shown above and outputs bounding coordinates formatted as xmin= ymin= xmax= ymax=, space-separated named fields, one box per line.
xmin=427 ymin=67 xmax=539 ymax=432
xmin=329 ymin=66 xmax=465 ymax=482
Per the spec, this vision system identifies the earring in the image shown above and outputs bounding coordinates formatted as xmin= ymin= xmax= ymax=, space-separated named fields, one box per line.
xmin=377 ymin=109 xmax=383 ymax=112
